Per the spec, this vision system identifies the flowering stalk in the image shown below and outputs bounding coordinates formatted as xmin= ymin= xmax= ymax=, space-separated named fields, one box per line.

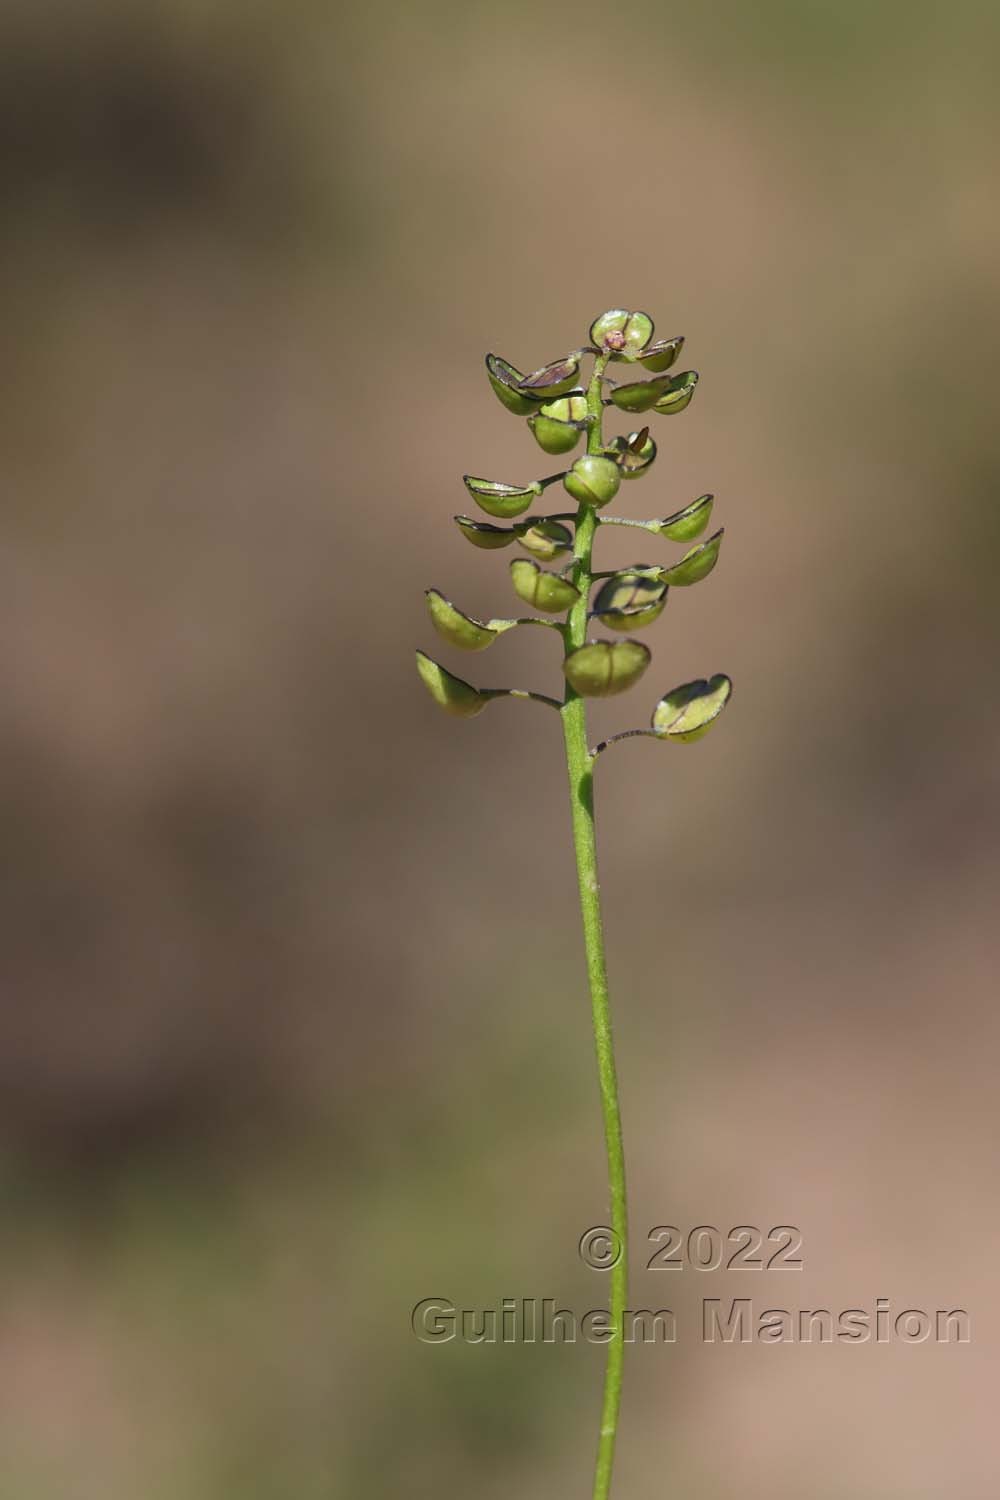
xmin=559 ymin=346 xmax=628 ymax=1500
xmin=416 ymin=309 xmax=733 ymax=1500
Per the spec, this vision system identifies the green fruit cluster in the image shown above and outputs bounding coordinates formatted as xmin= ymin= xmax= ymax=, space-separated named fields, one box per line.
xmin=417 ymin=309 xmax=732 ymax=749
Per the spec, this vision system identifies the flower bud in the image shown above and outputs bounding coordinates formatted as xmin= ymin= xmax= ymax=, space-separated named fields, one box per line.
xmin=527 ymin=394 xmax=588 ymax=455
xmin=510 ymin=559 xmax=580 ymax=613
xmin=589 ymin=309 xmax=654 ymax=358
xmin=607 ymin=428 xmax=656 ymax=479
xmin=658 ymin=529 xmax=723 ymax=586
xmin=636 ymin=336 xmax=684 ymax=374
xmin=593 ymin=569 xmax=668 ymax=631
xmin=651 ymin=493 xmax=713 ymax=542
xmin=563 ymin=454 xmax=621 ymax=508
xmin=516 ymin=355 xmax=582 ymax=400
xmin=563 ymin=639 xmax=651 ymax=697
xmin=416 ymin=650 xmax=488 ymax=717
xmin=652 ymin=370 xmax=698 ymax=415
xmin=454 ymin=514 xmax=521 ymax=550
xmin=463 ymin=475 xmax=540 ymax=520
xmin=518 ymin=519 xmax=573 ymax=561
xmin=425 ymin=589 xmax=498 ymax=652
xmin=486 ymin=353 xmax=545 ymax=416
xmin=652 ymin=674 xmax=732 ymax=743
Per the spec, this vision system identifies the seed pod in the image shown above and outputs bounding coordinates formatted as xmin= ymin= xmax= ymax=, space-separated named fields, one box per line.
xmin=516 ymin=355 xmax=581 ymax=400
xmin=636 ymin=336 xmax=684 ymax=374
xmin=593 ymin=569 xmax=668 ymax=631
xmin=652 ymin=674 xmax=732 ymax=743
xmin=425 ymin=590 xmax=498 ymax=652
xmin=589 ymin=309 xmax=654 ymax=358
xmin=486 ymin=353 xmax=545 ymax=416
xmin=658 ymin=529 xmax=723 ymax=586
xmin=563 ymin=639 xmax=651 ymax=697
xmin=416 ymin=650 xmax=488 ymax=717
xmin=510 ymin=559 xmax=581 ymax=613
xmin=607 ymin=428 xmax=656 ymax=479
xmin=518 ymin=519 xmax=573 ymax=561
xmin=463 ymin=475 xmax=541 ymax=520
xmin=652 ymin=370 xmax=699 ymax=415
xmin=563 ymin=454 xmax=621 ymax=508
xmin=650 ymin=494 xmax=714 ymax=542
xmin=527 ymin=394 xmax=588 ymax=455
xmin=609 ymin=370 xmax=680 ymax=414
xmin=454 ymin=515 xmax=522 ymax=550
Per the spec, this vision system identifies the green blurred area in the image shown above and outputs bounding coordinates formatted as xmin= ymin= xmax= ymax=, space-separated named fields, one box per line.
xmin=1 ymin=0 xmax=999 ymax=1495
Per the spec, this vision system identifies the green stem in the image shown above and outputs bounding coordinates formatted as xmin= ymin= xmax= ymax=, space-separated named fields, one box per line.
xmin=597 ymin=515 xmax=659 ymax=532
xmin=486 ymin=616 xmax=562 ymax=634
xmin=481 ymin=688 xmax=563 ymax=711
xmin=560 ymin=351 xmax=628 ymax=1500
xmin=592 ymin=728 xmax=660 ymax=757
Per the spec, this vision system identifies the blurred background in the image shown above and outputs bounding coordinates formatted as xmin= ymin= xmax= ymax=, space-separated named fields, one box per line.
xmin=2 ymin=0 xmax=999 ymax=1494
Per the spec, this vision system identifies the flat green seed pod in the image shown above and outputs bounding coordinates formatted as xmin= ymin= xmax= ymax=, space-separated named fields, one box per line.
xmin=463 ymin=475 xmax=540 ymax=520
xmin=593 ymin=569 xmax=668 ymax=631
xmin=653 ymin=493 xmax=714 ymax=542
xmin=636 ymin=336 xmax=684 ymax=374
xmin=652 ymin=370 xmax=699 ymax=415
xmin=486 ymin=353 xmax=544 ymax=416
xmin=658 ymin=529 xmax=723 ymax=586
xmin=563 ymin=639 xmax=651 ymax=697
xmin=609 ymin=370 xmax=679 ymax=414
xmin=541 ymin=394 xmax=588 ymax=423
xmin=589 ymin=309 xmax=654 ymax=357
xmin=454 ymin=515 xmax=521 ymax=550
xmin=510 ymin=559 xmax=581 ymax=613
xmin=416 ymin=650 xmax=488 ymax=717
xmin=516 ymin=355 xmax=581 ymax=400
xmin=518 ymin=519 xmax=573 ymax=561
xmin=528 ymin=416 xmax=581 ymax=455
xmin=425 ymin=589 xmax=497 ymax=652
xmin=651 ymin=674 xmax=732 ymax=743
xmin=527 ymin=392 xmax=588 ymax=455
xmin=563 ymin=454 xmax=621 ymax=508
xmin=607 ymin=428 xmax=657 ymax=479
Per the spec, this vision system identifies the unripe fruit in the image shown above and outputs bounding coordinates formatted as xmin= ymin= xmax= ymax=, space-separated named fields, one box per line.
xmin=658 ymin=529 xmax=724 ymax=587
xmin=463 ymin=475 xmax=541 ymax=519
xmin=516 ymin=355 xmax=581 ymax=400
xmin=485 ymin=354 xmax=544 ymax=416
xmin=415 ymin=651 xmax=488 ymax=717
xmin=527 ymin=394 xmax=588 ymax=455
xmin=425 ymin=590 xmax=498 ymax=651
xmin=652 ymin=494 xmax=714 ymax=542
xmin=607 ymin=428 xmax=657 ymax=479
xmin=652 ymin=675 xmax=732 ymax=742
xmin=593 ymin=569 xmax=668 ymax=631
xmin=563 ymin=454 xmax=621 ymax=508
xmin=653 ymin=370 xmax=698 ymax=415
xmin=563 ymin=639 xmax=651 ymax=697
xmin=517 ymin=519 xmax=573 ymax=561
xmin=509 ymin=560 xmax=580 ymax=613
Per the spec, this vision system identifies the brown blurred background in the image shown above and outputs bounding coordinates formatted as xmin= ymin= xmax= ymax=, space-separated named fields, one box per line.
xmin=1 ymin=0 xmax=999 ymax=1495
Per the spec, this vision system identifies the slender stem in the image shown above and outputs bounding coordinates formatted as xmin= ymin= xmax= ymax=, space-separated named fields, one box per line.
xmin=591 ymin=566 xmax=663 ymax=581
xmin=560 ymin=350 xmax=628 ymax=1500
xmin=481 ymin=688 xmax=562 ymax=711
xmin=598 ymin=515 xmax=659 ymax=532
xmin=486 ymin=616 xmax=562 ymax=634
xmin=592 ymin=728 xmax=661 ymax=757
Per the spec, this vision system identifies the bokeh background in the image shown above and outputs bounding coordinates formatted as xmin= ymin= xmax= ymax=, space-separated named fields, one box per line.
xmin=2 ymin=0 xmax=999 ymax=1495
